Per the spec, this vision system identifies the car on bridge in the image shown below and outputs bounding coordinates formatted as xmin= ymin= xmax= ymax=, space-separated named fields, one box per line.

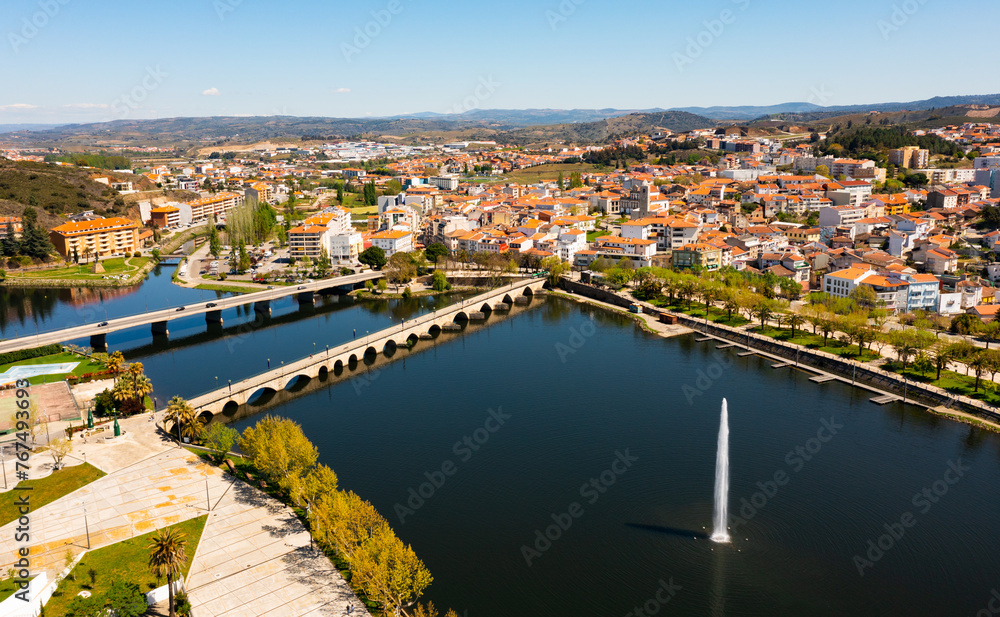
xmin=206 ymin=303 xmax=218 ymax=308
xmin=176 ymin=306 xmax=186 ymax=312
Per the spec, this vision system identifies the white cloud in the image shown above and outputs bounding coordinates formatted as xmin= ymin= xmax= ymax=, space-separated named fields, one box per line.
xmin=0 ymin=104 xmax=38 ymax=111
xmin=333 ymin=87 xmax=351 ymax=94
xmin=202 ymin=88 xmax=221 ymax=96
xmin=62 ymin=103 xmax=109 ymax=109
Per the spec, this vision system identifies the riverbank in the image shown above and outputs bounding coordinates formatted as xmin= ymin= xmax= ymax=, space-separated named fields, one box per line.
xmin=558 ymin=277 xmax=1000 ymax=429
xmin=1 ymin=257 xmax=155 ymax=288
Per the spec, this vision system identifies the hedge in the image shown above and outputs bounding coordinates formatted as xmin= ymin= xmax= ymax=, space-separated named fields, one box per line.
xmin=0 ymin=344 xmax=64 ymax=366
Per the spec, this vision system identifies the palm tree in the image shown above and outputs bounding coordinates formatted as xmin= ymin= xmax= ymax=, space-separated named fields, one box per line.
xmin=165 ymin=396 xmax=201 ymax=441
xmin=148 ymin=528 xmax=187 ymax=617
xmin=107 ymin=351 xmax=125 ymax=384
xmin=786 ymin=313 xmax=806 ymax=337
xmin=968 ymin=351 xmax=988 ymax=392
xmin=981 ymin=321 xmax=1000 ymax=350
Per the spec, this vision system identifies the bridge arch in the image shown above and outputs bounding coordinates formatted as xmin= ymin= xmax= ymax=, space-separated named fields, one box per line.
xmin=247 ymin=386 xmax=277 ymax=405
xmin=348 ymin=354 xmax=359 ymax=370
xmin=285 ymin=374 xmax=310 ymax=391
xmin=317 ymin=365 xmax=329 ymax=380
xmin=383 ymin=339 xmax=397 ymax=357
xmin=406 ymin=333 xmax=419 ymax=348
xmin=334 ymin=359 xmax=344 ymax=376
xmin=479 ymin=302 xmax=493 ymax=313
xmin=454 ymin=311 xmax=469 ymax=322
xmin=198 ymin=410 xmax=214 ymax=425
xmin=502 ymin=294 xmax=514 ymax=305
xmin=221 ymin=400 xmax=240 ymax=417
xmin=428 ymin=324 xmax=441 ymax=336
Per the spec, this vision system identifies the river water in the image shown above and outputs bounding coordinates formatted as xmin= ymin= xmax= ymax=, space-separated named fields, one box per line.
xmin=224 ymin=297 xmax=1000 ymax=617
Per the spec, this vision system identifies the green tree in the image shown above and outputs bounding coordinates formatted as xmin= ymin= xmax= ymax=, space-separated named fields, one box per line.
xmin=65 ymin=594 xmax=103 ymax=617
xmin=359 ymin=246 xmax=387 ymax=269
xmin=815 ymin=164 xmax=830 ymax=178
xmin=316 ymin=246 xmax=332 ymax=276
xmin=424 ymin=243 xmax=449 ymax=264
xmin=911 ymin=352 xmax=933 ymax=377
xmin=209 ymin=224 xmax=222 ymax=258
xmin=950 ymin=313 xmax=983 ymax=336
xmin=106 ymin=579 xmax=148 ymax=617
xmin=238 ymin=415 xmax=319 ymax=492
xmin=201 ymin=423 xmax=239 ymax=463
xmin=363 ymin=181 xmax=378 ymax=206
xmin=386 ymin=252 xmax=417 ymax=291
xmin=148 ymin=528 xmax=187 ymax=617
xmin=540 ymin=256 xmax=570 ymax=286
xmin=431 ymin=270 xmax=449 ymax=292
xmin=164 ymin=396 xmax=201 ymax=441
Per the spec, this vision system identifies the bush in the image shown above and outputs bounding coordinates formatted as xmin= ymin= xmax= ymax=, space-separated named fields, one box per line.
xmin=0 ymin=343 xmax=63 ymax=365
xmin=174 ymin=590 xmax=192 ymax=617
xmin=201 ymin=423 xmax=239 ymax=463
xmin=402 ymin=287 xmax=412 ymax=299
xmin=132 ymin=251 xmax=141 ymax=258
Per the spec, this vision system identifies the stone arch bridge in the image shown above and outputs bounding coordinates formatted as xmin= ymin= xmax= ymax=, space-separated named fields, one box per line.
xmin=181 ymin=278 xmax=546 ymax=420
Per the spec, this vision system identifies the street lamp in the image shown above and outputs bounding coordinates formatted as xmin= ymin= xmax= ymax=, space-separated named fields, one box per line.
xmin=83 ymin=505 xmax=91 ymax=549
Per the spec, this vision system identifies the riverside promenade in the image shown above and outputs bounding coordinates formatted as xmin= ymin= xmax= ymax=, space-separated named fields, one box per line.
xmin=0 ymin=412 xmax=369 ymax=616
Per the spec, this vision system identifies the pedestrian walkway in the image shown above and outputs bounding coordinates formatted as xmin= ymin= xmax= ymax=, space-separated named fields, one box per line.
xmin=0 ymin=422 xmax=368 ymax=616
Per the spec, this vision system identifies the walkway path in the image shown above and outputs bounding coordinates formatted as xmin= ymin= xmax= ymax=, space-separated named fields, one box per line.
xmin=0 ymin=414 xmax=367 ymax=616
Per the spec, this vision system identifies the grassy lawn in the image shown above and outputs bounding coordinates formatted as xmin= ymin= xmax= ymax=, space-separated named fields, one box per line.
xmin=749 ymin=326 xmax=881 ymax=362
xmin=495 ymin=162 xmax=601 ymax=184
xmin=586 ymin=229 xmax=605 ymax=243
xmin=647 ymin=299 xmax=751 ymax=327
xmin=45 ymin=515 xmax=208 ymax=616
xmin=0 ymin=463 xmax=105 ymax=526
xmin=0 ymin=577 xmax=19 ymax=602
xmin=0 ymin=351 xmax=107 ymax=385
xmin=884 ymin=363 xmax=1000 ymax=406
xmin=7 ymin=257 xmax=150 ymax=281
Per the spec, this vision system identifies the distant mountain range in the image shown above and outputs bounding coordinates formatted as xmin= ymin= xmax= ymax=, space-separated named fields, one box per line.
xmin=4 ymin=94 xmax=1000 ymax=148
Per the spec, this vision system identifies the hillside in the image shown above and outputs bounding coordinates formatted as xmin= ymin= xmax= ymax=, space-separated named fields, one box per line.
xmin=749 ymin=104 xmax=999 ymax=131
xmin=6 ymin=110 xmax=714 ymax=151
xmin=0 ymin=159 xmax=137 ymax=227
xmin=486 ymin=111 xmax=714 ymax=146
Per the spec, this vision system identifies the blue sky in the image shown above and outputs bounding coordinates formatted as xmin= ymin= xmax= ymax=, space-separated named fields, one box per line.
xmin=2 ymin=0 xmax=998 ymax=124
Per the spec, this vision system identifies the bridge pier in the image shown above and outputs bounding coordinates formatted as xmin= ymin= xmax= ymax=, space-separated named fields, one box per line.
xmin=297 ymin=291 xmax=315 ymax=304
xmin=151 ymin=321 xmax=169 ymax=336
xmin=253 ymin=300 xmax=271 ymax=315
xmin=90 ymin=333 xmax=107 ymax=351
xmin=206 ymin=310 xmax=223 ymax=325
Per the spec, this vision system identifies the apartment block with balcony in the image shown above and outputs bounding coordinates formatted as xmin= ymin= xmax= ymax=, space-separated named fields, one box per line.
xmin=49 ymin=216 xmax=139 ymax=260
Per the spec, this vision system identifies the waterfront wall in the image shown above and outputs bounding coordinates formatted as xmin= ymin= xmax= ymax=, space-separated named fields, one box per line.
xmin=560 ymin=278 xmax=1000 ymax=423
